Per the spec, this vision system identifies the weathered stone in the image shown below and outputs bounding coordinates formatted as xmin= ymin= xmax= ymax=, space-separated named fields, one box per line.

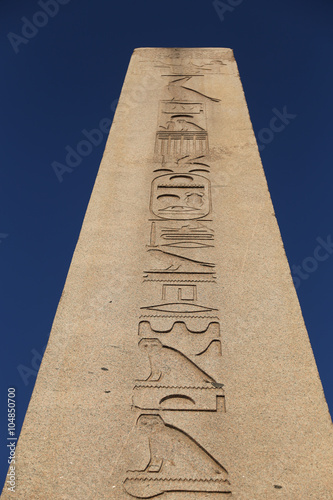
xmin=2 ymin=48 xmax=332 ymax=499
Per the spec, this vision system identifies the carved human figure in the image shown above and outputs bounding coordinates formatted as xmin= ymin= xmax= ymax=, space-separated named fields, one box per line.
xmin=138 ymin=338 xmax=216 ymax=386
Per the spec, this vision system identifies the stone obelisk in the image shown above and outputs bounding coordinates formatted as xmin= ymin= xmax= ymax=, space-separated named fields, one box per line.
xmin=2 ymin=48 xmax=332 ymax=499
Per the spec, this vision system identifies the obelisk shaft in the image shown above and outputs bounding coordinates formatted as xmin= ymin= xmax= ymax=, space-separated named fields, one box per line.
xmin=2 ymin=48 xmax=332 ymax=499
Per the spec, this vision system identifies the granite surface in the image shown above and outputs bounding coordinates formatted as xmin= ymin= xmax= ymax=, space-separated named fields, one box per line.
xmin=2 ymin=48 xmax=332 ymax=499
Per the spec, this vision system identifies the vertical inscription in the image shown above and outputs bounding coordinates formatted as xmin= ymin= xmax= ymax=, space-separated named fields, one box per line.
xmin=123 ymin=66 xmax=231 ymax=497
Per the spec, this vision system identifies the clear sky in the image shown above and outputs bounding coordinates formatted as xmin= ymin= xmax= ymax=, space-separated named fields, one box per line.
xmin=1 ymin=0 xmax=333 ymax=491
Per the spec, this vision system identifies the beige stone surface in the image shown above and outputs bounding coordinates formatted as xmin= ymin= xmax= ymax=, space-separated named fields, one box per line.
xmin=2 ymin=48 xmax=332 ymax=499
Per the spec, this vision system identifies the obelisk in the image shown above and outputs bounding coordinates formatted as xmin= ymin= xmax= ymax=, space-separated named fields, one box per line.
xmin=2 ymin=48 xmax=332 ymax=499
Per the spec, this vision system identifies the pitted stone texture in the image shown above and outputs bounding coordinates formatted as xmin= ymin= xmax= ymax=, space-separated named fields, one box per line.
xmin=1 ymin=48 xmax=332 ymax=500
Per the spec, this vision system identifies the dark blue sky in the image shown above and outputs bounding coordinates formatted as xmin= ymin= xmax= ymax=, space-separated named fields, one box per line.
xmin=1 ymin=0 xmax=333 ymax=491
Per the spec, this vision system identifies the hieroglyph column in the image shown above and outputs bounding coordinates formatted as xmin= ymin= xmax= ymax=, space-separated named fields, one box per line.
xmin=2 ymin=48 xmax=332 ymax=500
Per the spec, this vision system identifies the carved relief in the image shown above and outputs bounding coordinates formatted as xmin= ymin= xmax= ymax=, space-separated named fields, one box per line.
xmin=138 ymin=321 xmax=221 ymax=359
xmin=145 ymin=219 xmax=216 ymax=282
xmin=133 ymin=338 xmax=224 ymax=412
xmin=155 ymin=86 xmax=213 ymax=157
xmin=161 ymin=101 xmax=204 ymax=115
xmin=136 ymin=338 xmax=220 ymax=386
xmin=175 ymin=153 xmax=211 ymax=171
xmin=150 ymin=173 xmax=211 ymax=220
xmin=123 ymin=415 xmax=230 ymax=498
xmin=133 ymin=387 xmax=225 ymax=412
xmin=166 ymin=76 xmax=221 ymax=103
xmin=145 ymin=248 xmax=215 ymax=273
xmin=143 ymin=280 xmax=217 ymax=289
xmin=133 ymin=321 xmax=224 ymax=412
xmin=161 ymin=241 xmax=213 ymax=249
xmin=154 ymin=58 xmax=227 ymax=74
xmin=158 ymin=101 xmax=206 ymax=130
xmin=161 ymin=284 xmax=197 ymax=301
xmin=141 ymin=303 xmax=218 ymax=314
xmin=122 ymin=66 xmax=231 ymax=495
xmin=144 ymin=284 xmax=216 ymax=307
xmin=143 ymin=273 xmax=216 ymax=283
xmin=139 ymin=315 xmax=220 ymax=322
xmin=155 ymin=130 xmax=208 ymax=157
xmin=159 ymin=117 xmax=205 ymax=132
xmin=148 ymin=220 xmax=214 ymax=249
xmin=161 ymin=221 xmax=214 ymax=241
xmin=154 ymin=154 xmax=211 ymax=175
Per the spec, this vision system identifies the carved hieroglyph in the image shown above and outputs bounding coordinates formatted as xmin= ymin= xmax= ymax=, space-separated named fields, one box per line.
xmin=123 ymin=415 xmax=231 ymax=498
xmin=125 ymin=57 xmax=230 ymax=498
xmin=4 ymin=48 xmax=332 ymax=500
